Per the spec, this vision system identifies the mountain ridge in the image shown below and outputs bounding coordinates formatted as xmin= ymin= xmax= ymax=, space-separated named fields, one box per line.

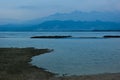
xmin=27 ymin=11 xmax=120 ymax=24
xmin=0 ymin=20 xmax=120 ymax=31
xmin=0 ymin=11 xmax=120 ymax=31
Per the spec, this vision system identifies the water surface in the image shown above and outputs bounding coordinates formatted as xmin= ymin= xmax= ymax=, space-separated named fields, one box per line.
xmin=0 ymin=32 xmax=120 ymax=76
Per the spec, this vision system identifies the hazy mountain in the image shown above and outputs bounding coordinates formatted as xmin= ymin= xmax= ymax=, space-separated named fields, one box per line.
xmin=35 ymin=20 xmax=120 ymax=31
xmin=0 ymin=18 xmax=20 ymax=25
xmin=0 ymin=11 xmax=120 ymax=31
xmin=27 ymin=11 xmax=120 ymax=24
xmin=0 ymin=20 xmax=120 ymax=31
xmin=0 ymin=24 xmax=38 ymax=31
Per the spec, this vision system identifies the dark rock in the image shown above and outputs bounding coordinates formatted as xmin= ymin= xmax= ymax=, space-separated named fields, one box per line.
xmin=103 ymin=35 xmax=120 ymax=38
xmin=31 ymin=35 xmax=72 ymax=39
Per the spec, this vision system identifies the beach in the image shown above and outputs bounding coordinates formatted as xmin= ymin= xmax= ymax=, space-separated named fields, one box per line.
xmin=0 ymin=47 xmax=120 ymax=80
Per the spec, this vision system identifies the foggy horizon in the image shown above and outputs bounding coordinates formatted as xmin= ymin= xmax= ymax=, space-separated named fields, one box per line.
xmin=0 ymin=0 xmax=120 ymax=23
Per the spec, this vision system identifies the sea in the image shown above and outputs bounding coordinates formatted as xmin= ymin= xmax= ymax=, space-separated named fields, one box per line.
xmin=0 ymin=31 xmax=120 ymax=76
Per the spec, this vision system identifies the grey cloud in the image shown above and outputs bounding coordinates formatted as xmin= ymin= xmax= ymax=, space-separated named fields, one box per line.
xmin=0 ymin=0 xmax=120 ymax=22
xmin=17 ymin=5 xmax=39 ymax=10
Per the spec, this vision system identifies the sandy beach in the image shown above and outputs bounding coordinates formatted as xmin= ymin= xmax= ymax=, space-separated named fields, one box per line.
xmin=0 ymin=47 xmax=120 ymax=80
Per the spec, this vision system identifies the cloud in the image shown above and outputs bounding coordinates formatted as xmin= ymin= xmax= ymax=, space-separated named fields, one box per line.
xmin=18 ymin=5 xmax=39 ymax=10
xmin=0 ymin=0 xmax=120 ymax=22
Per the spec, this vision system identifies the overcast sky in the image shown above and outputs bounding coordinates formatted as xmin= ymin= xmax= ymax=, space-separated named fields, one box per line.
xmin=0 ymin=0 xmax=120 ymax=21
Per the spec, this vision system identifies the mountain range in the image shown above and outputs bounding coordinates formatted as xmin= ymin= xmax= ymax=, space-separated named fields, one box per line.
xmin=0 ymin=11 xmax=120 ymax=31
xmin=28 ymin=11 xmax=120 ymax=24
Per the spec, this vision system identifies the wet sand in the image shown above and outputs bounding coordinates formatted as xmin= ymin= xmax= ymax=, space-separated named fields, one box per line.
xmin=0 ymin=47 xmax=120 ymax=80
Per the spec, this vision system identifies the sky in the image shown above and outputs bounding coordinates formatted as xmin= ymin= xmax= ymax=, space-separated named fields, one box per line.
xmin=0 ymin=0 xmax=120 ymax=22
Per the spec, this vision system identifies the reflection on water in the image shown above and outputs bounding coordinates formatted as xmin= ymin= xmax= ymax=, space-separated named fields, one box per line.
xmin=0 ymin=32 xmax=120 ymax=75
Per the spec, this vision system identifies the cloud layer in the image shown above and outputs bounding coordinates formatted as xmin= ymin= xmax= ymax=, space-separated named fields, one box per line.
xmin=0 ymin=0 xmax=120 ymax=22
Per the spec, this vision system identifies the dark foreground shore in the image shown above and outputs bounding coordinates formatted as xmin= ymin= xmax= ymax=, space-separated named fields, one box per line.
xmin=0 ymin=48 xmax=120 ymax=80
xmin=0 ymin=48 xmax=54 ymax=80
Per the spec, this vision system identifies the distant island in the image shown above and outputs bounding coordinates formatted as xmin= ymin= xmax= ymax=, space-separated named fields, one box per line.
xmin=31 ymin=35 xmax=72 ymax=39
xmin=103 ymin=35 xmax=120 ymax=38
xmin=30 ymin=35 xmax=120 ymax=39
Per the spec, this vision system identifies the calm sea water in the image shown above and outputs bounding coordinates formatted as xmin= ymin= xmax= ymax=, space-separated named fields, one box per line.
xmin=0 ymin=32 xmax=120 ymax=76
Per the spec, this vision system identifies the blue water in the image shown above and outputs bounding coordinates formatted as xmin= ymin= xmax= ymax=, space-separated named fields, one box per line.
xmin=0 ymin=32 xmax=120 ymax=76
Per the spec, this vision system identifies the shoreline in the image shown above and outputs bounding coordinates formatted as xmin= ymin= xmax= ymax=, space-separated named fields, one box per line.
xmin=0 ymin=47 xmax=120 ymax=80
xmin=0 ymin=47 xmax=55 ymax=80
